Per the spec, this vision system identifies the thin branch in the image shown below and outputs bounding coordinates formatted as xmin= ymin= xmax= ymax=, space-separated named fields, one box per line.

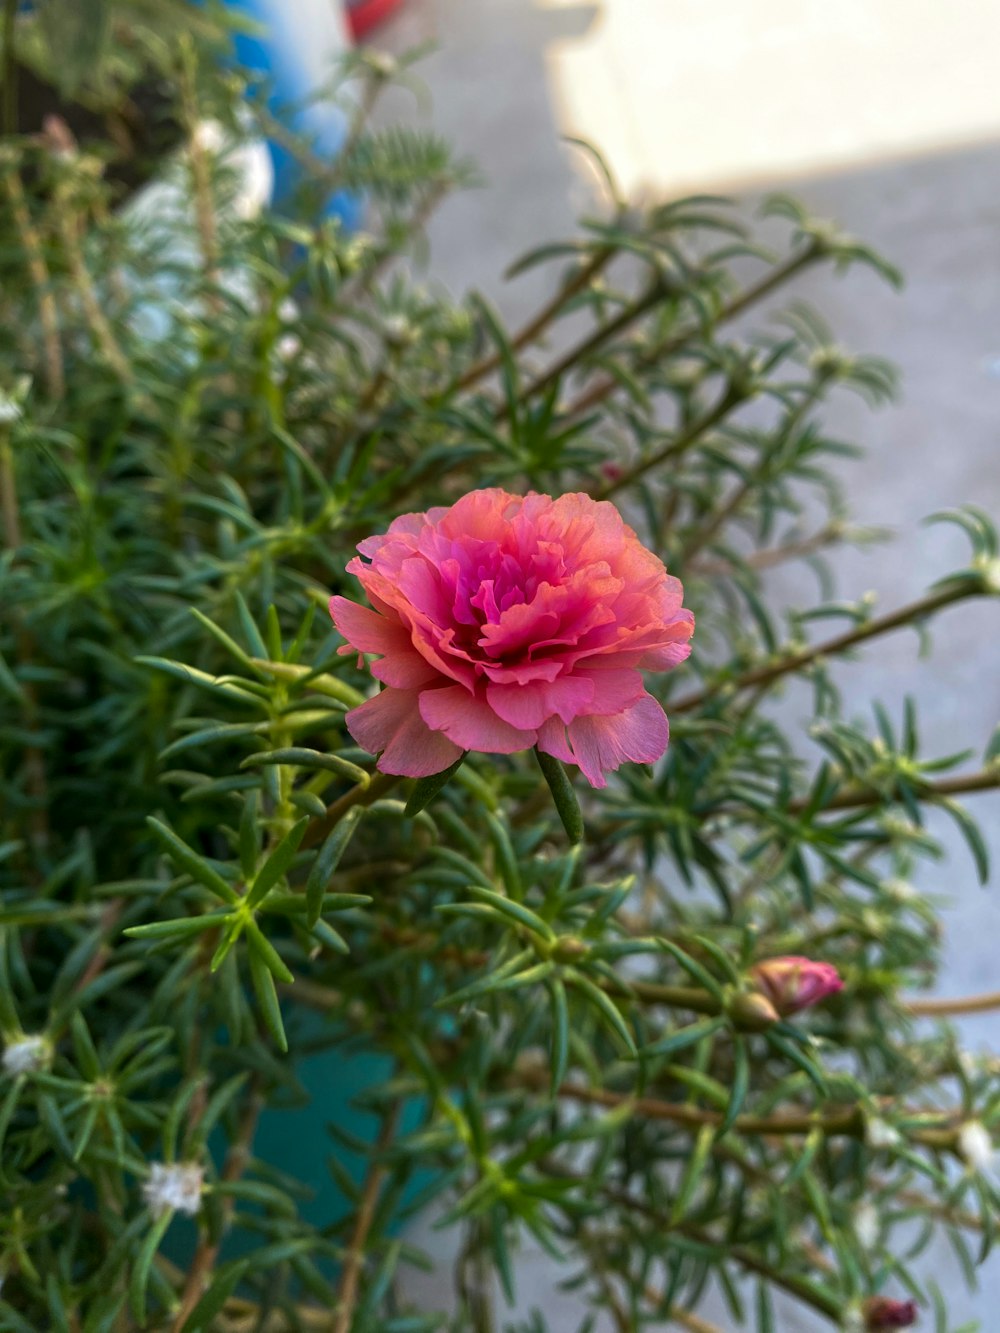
xmin=455 ymin=244 xmax=616 ymax=393
xmin=577 ymin=1172 xmax=842 ymax=1323
xmin=904 ymin=986 xmax=1000 ymax=1017
xmin=331 ymin=1100 xmax=402 ymax=1333
xmin=2 ymin=164 xmax=64 ymax=398
xmin=894 ymin=1186 xmax=988 ymax=1232
xmin=594 ymin=383 xmax=745 ymax=500
xmin=662 ymin=1304 xmax=725 ymax=1333
xmin=562 ymin=242 xmax=821 ymax=420
xmin=523 ymin=1072 xmax=958 ymax=1151
xmin=54 ymin=178 xmax=132 ymax=382
xmin=178 ymin=39 xmax=221 ymax=313
xmin=688 ymin=522 xmax=845 ymax=577
xmin=671 ymin=580 xmax=984 ymax=715
xmin=302 ymin=770 xmax=399 ymax=850
xmin=787 ymin=764 xmax=1000 ymax=816
xmin=677 ymin=376 xmax=826 ymax=566
xmin=496 ymin=273 xmax=673 ymax=420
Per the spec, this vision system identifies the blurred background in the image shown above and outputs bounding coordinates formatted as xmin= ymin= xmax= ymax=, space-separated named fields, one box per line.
xmin=340 ymin=2 xmax=1000 ymax=1326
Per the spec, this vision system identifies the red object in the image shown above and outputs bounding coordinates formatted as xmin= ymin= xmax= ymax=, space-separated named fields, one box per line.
xmin=346 ymin=0 xmax=407 ymax=39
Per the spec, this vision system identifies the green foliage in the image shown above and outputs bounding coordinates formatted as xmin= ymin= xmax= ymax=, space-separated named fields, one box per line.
xmin=1 ymin=8 xmax=999 ymax=1332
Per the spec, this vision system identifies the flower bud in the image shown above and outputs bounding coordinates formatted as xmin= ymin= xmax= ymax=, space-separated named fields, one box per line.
xmin=551 ymin=936 xmax=589 ymax=963
xmin=726 ymin=990 xmax=780 ymax=1031
xmin=748 ymin=956 xmax=843 ymax=1016
xmin=863 ymin=1296 xmax=918 ymax=1329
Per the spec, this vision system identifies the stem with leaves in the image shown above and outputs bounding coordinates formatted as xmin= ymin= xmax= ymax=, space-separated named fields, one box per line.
xmin=563 ymin=242 xmax=821 ymax=419
xmin=672 ymin=578 xmax=990 ymax=715
xmin=456 ymin=244 xmax=617 ymax=392
xmin=1 ymin=163 xmax=64 ymax=398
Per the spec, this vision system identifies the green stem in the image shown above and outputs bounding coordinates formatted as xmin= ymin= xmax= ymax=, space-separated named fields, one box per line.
xmin=786 ymin=763 xmax=1000 ymax=815
xmin=688 ymin=522 xmax=846 ymax=577
xmin=535 ymin=1074 xmax=959 ymax=1152
xmin=3 ymin=165 xmax=65 ymax=399
xmin=563 ymin=242 xmax=821 ymax=420
xmin=456 ymin=244 xmax=616 ymax=392
xmin=500 ymin=274 xmax=671 ymax=419
xmin=678 ymin=377 xmax=826 ymax=566
xmin=672 ymin=580 xmax=984 ymax=715
xmin=302 ymin=770 xmax=400 ymax=850
xmin=535 ymin=747 xmax=584 ymax=843
xmin=594 ymin=384 xmax=745 ymax=500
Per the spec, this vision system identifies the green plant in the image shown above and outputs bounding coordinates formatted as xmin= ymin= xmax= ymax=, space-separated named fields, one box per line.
xmin=1 ymin=7 xmax=999 ymax=1331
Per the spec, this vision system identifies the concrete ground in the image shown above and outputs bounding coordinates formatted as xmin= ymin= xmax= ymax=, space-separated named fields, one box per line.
xmin=368 ymin=1 xmax=1000 ymax=1326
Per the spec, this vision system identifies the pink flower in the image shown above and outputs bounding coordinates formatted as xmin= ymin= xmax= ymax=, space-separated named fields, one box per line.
xmin=329 ymin=489 xmax=694 ymax=787
xmin=749 ymin=956 xmax=844 ymax=1016
xmin=863 ymin=1296 xmax=918 ymax=1329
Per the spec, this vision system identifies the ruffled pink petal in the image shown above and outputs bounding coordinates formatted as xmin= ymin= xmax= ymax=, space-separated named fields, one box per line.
xmin=536 ymin=716 xmax=574 ymax=764
xmin=639 ymin=640 xmax=694 ymax=671
xmin=566 ymin=692 xmax=670 ymax=788
xmin=346 ymin=688 xmax=462 ymax=777
xmin=329 ymin=596 xmax=408 ymax=655
xmin=371 ymin=650 xmax=440 ymax=689
xmin=487 ymin=674 xmax=595 ymax=731
xmin=575 ymin=666 xmax=645 ymax=716
xmin=418 ymin=686 xmax=536 ymax=754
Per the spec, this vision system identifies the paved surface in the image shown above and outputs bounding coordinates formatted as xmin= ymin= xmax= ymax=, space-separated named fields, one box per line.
xmin=369 ymin=2 xmax=1000 ymax=1325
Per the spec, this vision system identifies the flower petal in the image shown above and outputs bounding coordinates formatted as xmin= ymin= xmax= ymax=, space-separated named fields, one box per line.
xmin=574 ymin=665 xmax=645 ymax=716
xmin=418 ymin=686 xmax=536 ymax=754
xmin=329 ymin=596 xmax=409 ymax=655
xmin=371 ymin=650 xmax=440 ymax=689
xmin=346 ymin=688 xmax=462 ymax=777
xmin=487 ymin=675 xmax=595 ymax=730
xmin=536 ymin=716 xmax=574 ymax=764
xmin=566 ymin=692 xmax=670 ymax=788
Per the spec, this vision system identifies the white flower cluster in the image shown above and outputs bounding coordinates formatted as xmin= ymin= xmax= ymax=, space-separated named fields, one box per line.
xmin=853 ymin=1201 xmax=880 ymax=1251
xmin=142 ymin=1161 xmax=205 ymax=1218
xmin=865 ymin=1117 xmax=901 ymax=1152
xmin=958 ymin=1121 xmax=996 ymax=1175
xmin=0 ymin=393 xmax=22 ymax=425
xmin=2 ymin=1034 xmax=51 ymax=1076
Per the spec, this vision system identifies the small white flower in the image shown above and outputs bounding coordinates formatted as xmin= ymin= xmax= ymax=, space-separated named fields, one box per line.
xmin=383 ymin=314 xmax=414 ymax=348
xmin=958 ymin=1050 xmax=981 ymax=1080
xmin=142 ymin=1161 xmax=205 ymax=1218
xmin=0 ymin=394 xmax=22 ymax=424
xmin=2 ymin=1034 xmax=51 ymax=1076
xmin=866 ymin=1117 xmax=901 ymax=1152
xmin=854 ymin=1201 xmax=880 ymax=1250
xmin=958 ymin=1121 xmax=995 ymax=1174
xmin=192 ymin=120 xmax=226 ymax=156
xmin=883 ymin=878 xmax=916 ymax=902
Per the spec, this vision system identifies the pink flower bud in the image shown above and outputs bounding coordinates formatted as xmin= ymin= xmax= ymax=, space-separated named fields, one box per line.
xmin=748 ymin=956 xmax=843 ymax=1016
xmin=863 ymin=1296 xmax=918 ymax=1329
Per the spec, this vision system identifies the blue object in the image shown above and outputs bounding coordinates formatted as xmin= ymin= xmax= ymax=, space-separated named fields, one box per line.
xmin=222 ymin=0 xmax=363 ymax=229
